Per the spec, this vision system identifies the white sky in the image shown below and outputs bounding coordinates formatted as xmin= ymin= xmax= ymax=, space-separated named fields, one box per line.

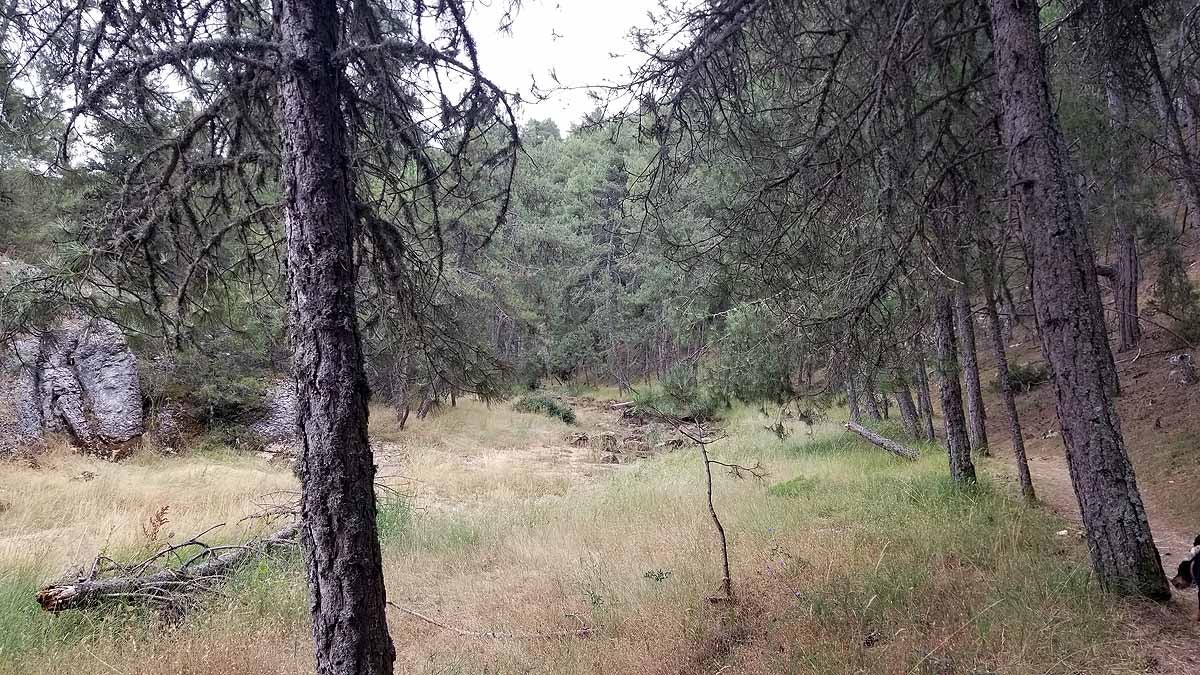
xmin=469 ymin=0 xmax=659 ymax=132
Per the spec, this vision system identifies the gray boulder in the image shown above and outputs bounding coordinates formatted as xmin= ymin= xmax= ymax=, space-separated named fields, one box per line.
xmin=1 ymin=317 xmax=144 ymax=455
xmin=251 ymin=380 xmax=298 ymax=447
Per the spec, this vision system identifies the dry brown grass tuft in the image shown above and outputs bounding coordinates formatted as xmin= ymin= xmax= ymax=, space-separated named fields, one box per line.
xmin=0 ymin=442 xmax=295 ymax=576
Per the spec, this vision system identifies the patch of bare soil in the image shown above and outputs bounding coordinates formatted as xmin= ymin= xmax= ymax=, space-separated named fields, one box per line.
xmin=371 ymin=396 xmax=690 ymax=511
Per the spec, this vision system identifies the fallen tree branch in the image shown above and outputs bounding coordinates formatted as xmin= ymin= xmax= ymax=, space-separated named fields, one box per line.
xmin=844 ymin=422 xmax=920 ymax=461
xmin=387 ymin=601 xmax=592 ymax=639
xmin=36 ymin=523 xmax=300 ymax=612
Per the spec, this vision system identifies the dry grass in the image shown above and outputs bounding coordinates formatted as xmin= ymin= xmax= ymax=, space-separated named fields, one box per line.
xmin=377 ymin=411 xmax=1145 ymax=675
xmin=0 ymin=400 xmax=1158 ymax=674
xmin=0 ymin=441 xmax=296 ymax=577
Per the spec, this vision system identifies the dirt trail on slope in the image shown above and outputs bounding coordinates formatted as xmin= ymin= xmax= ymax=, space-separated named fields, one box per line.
xmin=1009 ymin=454 xmax=1200 ymax=673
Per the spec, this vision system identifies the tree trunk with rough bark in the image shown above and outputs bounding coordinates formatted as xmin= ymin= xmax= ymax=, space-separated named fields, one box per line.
xmin=913 ymin=341 xmax=936 ymax=441
xmin=988 ymin=0 xmax=1168 ymax=600
xmin=981 ymin=253 xmax=1035 ymax=500
xmin=846 ymin=375 xmax=862 ymax=424
xmin=894 ymin=383 xmax=921 ymax=439
xmin=954 ymin=283 xmax=988 ymax=455
xmin=932 ymin=292 xmax=976 ymax=483
xmin=278 ymin=0 xmax=397 ymax=671
xmin=861 ymin=371 xmax=883 ymax=421
xmin=1104 ymin=74 xmax=1141 ymax=353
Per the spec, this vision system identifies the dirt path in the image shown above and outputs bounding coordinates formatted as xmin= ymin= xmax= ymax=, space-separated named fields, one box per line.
xmin=1018 ymin=455 xmax=1200 ymax=673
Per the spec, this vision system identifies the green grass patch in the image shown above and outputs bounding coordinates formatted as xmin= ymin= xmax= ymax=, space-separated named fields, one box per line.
xmin=0 ymin=568 xmax=159 ymax=665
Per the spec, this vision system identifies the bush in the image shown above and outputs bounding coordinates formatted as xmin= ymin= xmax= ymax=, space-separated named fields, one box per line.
xmin=630 ymin=375 xmax=727 ymax=423
xmin=513 ymin=394 xmax=577 ymax=424
xmin=174 ymin=377 xmax=270 ymax=427
xmin=1153 ymin=243 xmax=1200 ymax=343
xmin=994 ymin=361 xmax=1050 ymax=394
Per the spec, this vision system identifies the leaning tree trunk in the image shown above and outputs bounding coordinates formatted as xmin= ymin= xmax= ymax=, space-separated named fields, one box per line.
xmin=981 ymin=256 xmax=1035 ymax=500
xmin=913 ymin=340 xmax=937 ymax=441
xmin=279 ymin=0 xmax=397 ymax=671
xmin=1104 ymin=74 xmax=1141 ymax=353
xmin=988 ymin=0 xmax=1168 ymax=600
xmin=954 ymin=283 xmax=989 ymax=455
xmin=932 ymin=292 xmax=976 ymax=483
xmin=845 ymin=422 xmax=919 ymax=461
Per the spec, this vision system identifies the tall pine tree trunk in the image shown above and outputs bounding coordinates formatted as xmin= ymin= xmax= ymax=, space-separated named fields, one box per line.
xmin=861 ymin=373 xmax=883 ymax=421
xmin=1104 ymin=74 xmax=1141 ymax=352
xmin=981 ymin=252 xmax=1035 ymax=500
xmin=913 ymin=340 xmax=936 ymax=441
xmin=954 ymin=283 xmax=988 ymax=454
xmin=894 ymin=383 xmax=921 ymax=438
xmin=988 ymin=0 xmax=1167 ymax=599
xmin=846 ymin=375 xmax=862 ymax=424
xmin=933 ymin=292 xmax=976 ymax=483
xmin=279 ymin=0 xmax=396 ymax=671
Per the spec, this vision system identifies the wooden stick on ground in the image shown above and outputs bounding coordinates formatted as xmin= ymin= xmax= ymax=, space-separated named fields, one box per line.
xmin=844 ymin=422 xmax=920 ymax=461
xmin=36 ymin=523 xmax=300 ymax=612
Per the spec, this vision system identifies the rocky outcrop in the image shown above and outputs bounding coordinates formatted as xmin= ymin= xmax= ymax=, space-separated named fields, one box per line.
xmin=1 ymin=317 xmax=144 ymax=455
xmin=251 ymin=380 xmax=298 ymax=448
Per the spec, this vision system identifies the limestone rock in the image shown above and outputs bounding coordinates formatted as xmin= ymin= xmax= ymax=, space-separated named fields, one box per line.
xmin=72 ymin=320 xmax=144 ymax=443
xmin=250 ymin=380 xmax=298 ymax=446
xmin=0 ymin=317 xmax=144 ymax=455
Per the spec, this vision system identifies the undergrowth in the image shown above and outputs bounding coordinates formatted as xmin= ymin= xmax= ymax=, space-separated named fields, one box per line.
xmin=513 ymin=394 xmax=577 ymax=424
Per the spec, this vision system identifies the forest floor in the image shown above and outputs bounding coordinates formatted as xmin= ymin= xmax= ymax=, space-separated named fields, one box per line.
xmin=0 ymin=390 xmax=1186 ymax=674
xmin=976 ymin=292 xmax=1200 ymax=673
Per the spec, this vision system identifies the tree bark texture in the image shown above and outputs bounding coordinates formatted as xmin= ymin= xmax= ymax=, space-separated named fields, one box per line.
xmin=278 ymin=0 xmax=397 ymax=671
xmin=988 ymin=0 xmax=1168 ymax=599
xmin=932 ymin=292 xmax=976 ymax=483
xmin=954 ymin=283 xmax=989 ymax=454
xmin=894 ymin=383 xmax=921 ymax=439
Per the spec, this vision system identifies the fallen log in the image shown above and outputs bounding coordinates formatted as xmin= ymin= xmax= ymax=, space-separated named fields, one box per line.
xmin=37 ymin=522 xmax=300 ymax=612
xmin=844 ymin=422 xmax=920 ymax=461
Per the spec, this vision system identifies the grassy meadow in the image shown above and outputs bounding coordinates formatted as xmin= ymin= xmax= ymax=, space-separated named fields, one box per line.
xmin=0 ymin=400 xmax=1156 ymax=674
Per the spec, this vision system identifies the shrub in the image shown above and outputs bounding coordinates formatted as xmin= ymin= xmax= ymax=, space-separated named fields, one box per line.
xmin=173 ymin=377 xmax=271 ymax=427
xmin=513 ymin=394 xmax=577 ymax=424
xmin=994 ymin=361 xmax=1050 ymax=394
xmin=632 ymin=366 xmax=728 ymax=423
xmin=1153 ymin=243 xmax=1200 ymax=343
